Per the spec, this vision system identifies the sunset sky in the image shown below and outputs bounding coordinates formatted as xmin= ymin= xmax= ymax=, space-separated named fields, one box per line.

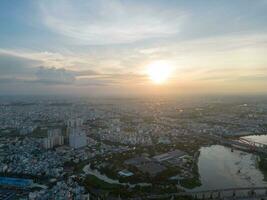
xmin=0 ymin=0 xmax=267 ymax=96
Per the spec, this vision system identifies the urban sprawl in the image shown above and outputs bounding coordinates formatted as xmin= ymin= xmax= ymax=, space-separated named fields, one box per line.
xmin=0 ymin=96 xmax=267 ymax=199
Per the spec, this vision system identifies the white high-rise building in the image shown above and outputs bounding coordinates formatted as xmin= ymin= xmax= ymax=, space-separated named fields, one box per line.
xmin=67 ymin=119 xmax=87 ymax=149
xmin=69 ymin=129 xmax=87 ymax=149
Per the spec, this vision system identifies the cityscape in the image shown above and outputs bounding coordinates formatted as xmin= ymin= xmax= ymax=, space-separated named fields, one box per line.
xmin=1 ymin=0 xmax=267 ymax=199
xmin=0 ymin=96 xmax=267 ymax=199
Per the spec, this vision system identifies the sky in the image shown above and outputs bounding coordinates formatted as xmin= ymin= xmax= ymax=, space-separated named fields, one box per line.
xmin=0 ymin=0 xmax=267 ymax=96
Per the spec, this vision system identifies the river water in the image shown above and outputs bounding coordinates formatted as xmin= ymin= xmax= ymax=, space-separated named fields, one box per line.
xmin=193 ymin=144 xmax=267 ymax=191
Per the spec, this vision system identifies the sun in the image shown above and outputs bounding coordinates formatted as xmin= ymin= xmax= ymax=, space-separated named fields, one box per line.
xmin=147 ymin=61 xmax=172 ymax=84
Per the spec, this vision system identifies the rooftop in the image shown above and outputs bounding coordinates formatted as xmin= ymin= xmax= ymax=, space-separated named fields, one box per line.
xmin=152 ymin=150 xmax=187 ymax=162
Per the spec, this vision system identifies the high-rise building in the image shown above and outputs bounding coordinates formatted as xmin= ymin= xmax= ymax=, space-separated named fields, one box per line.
xmin=43 ymin=128 xmax=64 ymax=149
xmin=67 ymin=118 xmax=83 ymax=128
xmin=66 ymin=119 xmax=87 ymax=149
xmin=69 ymin=130 xmax=87 ymax=149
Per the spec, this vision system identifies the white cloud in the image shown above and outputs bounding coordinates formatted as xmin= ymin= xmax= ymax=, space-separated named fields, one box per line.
xmin=39 ymin=0 xmax=186 ymax=45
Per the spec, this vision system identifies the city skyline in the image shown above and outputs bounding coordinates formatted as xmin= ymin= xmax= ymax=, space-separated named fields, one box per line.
xmin=1 ymin=0 xmax=267 ymax=96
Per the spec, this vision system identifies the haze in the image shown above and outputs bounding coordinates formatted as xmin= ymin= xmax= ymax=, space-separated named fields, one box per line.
xmin=0 ymin=0 xmax=267 ymax=96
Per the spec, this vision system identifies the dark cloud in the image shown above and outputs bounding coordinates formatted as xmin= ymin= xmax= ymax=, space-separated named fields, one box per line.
xmin=35 ymin=66 xmax=76 ymax=84
xmin=0 ymin=53 xmax=40 ymax=77
xmin=0 ymin=78 xmax=18 ymax=84
xmin=0 ymin=52 xmax=133 ymax=87
xmin=0 ymin=52 xmax=148 ymax=92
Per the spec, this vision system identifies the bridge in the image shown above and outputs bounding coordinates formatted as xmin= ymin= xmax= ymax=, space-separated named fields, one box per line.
xmin=238 ymin=138 xmax=267 ymax=149
xmin=184 ymin=187 xmax=267 ymax=199
xmin=207 ymin=134 xmax=267 ymax=155
xmin=145 ymin=187 xmax=267 ymax=199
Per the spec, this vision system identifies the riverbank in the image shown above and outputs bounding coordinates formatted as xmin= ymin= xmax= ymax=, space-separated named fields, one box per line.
xmin=192 ymin=145 xmax=267 ymax=191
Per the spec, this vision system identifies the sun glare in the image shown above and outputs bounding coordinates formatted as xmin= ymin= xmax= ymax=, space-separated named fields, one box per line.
xmin=147 ymin=61 xmax=172 ymax=84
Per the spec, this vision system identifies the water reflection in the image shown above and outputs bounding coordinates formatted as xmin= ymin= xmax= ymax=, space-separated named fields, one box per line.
xmin=193 ymin=145 xmax=267 ymax=191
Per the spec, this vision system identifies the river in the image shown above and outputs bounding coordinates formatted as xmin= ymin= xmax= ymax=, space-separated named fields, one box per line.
xmin=193 ymin=144 xmax=267 ymax=191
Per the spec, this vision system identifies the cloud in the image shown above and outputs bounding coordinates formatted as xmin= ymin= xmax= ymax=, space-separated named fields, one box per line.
xmin=236 ymin=75 xmax=267 ymax=81
xmin=35 ymin=66 xmax=76 ymax=84
xmin=76 ymin=77 xmax=113 ymax=86
xmin=0 ymin=49 xmax=148 ymax=87
xmin=0 ymin=52 xmax=41 ymax=78
xmin=74 ymin=69 xmax=100 ymax=76
xmin=39 ymin=0 xmax=186 ymax=44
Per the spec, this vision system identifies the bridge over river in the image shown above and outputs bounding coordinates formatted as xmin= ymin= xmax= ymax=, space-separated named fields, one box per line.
xmin=145 ymin=187 xmax=267 ymax=200
xmin=144 ymin=135 xmax=267 ymax=200
xmin=207 ymin=134 xmax=267 ymax=155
